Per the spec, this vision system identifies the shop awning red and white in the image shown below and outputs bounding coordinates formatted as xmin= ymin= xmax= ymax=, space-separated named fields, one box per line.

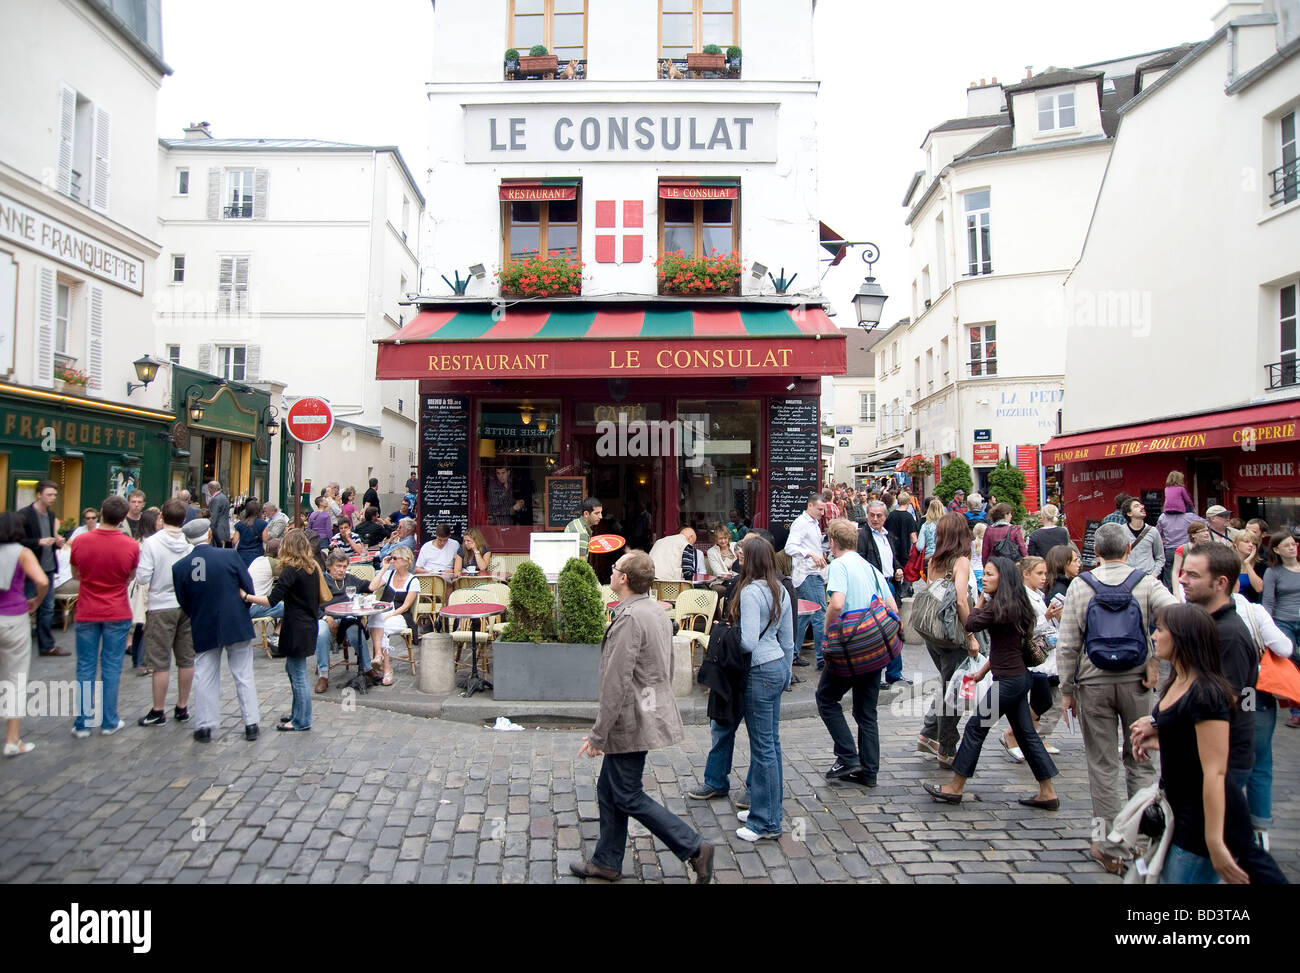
xmin=376 ymin=303 xmax=847 ymax=380
xmin=1042 ymin=401 xmax=1300 ymax=465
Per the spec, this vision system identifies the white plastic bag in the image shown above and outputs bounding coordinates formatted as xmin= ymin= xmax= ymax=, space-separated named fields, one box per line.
xmin=944 ymin=652 xmax=990 ymax=713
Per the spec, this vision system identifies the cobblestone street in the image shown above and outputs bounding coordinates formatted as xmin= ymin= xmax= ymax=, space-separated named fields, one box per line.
xmin=3 ymin=631 xmax=1297 ymax=885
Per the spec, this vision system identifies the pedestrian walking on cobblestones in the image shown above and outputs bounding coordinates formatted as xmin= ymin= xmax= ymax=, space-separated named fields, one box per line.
xmin=917 ymin=513 xmax=978 ymax=768
xmin=135 ymin=499 xmax=195 ymax=728
xmin=572 ymin=550 xmax=714 ymax=883
xmin=0 ymin=513 xmax=48 ymax=756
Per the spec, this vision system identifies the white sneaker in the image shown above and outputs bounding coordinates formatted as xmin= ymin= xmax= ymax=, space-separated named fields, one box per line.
xmin=100 ymin=719 xmax=126 ymax=736
xmin=736 ymin=826 xmax=779 ymax=842
xmin=737 ymin=810 xmax=749 ymax=822
xmin=71 ymin=727 xmax=91 ymax=739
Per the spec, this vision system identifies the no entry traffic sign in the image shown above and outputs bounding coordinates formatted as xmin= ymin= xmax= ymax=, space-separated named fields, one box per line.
xmin=285 ymin=397 xmax=335 ymax=444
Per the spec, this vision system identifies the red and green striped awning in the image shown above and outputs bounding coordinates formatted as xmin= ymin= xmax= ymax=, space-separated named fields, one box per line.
xmin=376 ymin=304 xmax=845 ymax=380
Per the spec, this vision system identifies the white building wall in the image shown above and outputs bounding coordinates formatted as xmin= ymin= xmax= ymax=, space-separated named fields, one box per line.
xmin=830 ymin=374 xmax=876 ymax=483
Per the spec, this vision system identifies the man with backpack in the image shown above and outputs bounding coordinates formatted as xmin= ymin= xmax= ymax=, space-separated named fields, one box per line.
xmin=980 ymin=503 xmax=1027 ymax=564
xmin=1056 ymin=522 xmax=1176 ymax=874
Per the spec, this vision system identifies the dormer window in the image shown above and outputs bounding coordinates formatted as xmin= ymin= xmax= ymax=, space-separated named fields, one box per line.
xmin=1036 ymin=90 xmax=1075 ymax=131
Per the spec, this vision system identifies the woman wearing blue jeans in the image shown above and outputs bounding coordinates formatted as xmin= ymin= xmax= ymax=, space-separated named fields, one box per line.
xmin=728 ymin=536 xmax=793 ymax=842
xmin=1263 ymin=533 xmax=1300 ymax=728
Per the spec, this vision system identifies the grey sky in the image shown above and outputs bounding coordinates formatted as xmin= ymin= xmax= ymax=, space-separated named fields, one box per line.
xmin=158 ymin=0 xmax=1223 ymax=320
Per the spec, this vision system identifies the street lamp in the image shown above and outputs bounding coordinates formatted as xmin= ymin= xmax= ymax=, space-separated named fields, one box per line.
xmin=125 ymin=355 xmax=163 ymax=396
xmin=261 ymin=405 xmax=280 ymax=437
xmin=851 ymin=244 xmax=888 ymax=330
xmin=183 ymin=384 xmax=207 ymax=423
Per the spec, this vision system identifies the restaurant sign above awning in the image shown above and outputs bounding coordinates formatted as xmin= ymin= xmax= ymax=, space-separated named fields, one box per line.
xmin=498 ymin=180 xmax=579 ymax=201
xmin=658 ymin=179 xmax=739 ymax=199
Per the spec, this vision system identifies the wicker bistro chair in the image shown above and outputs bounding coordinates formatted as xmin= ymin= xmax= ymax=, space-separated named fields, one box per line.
xmin=446 ymin=588 xmax=507 ymax=678
xmin=653 ymin=578 xmax=692 ymax=604
xmin=475 ymin=582 xmax=512 ymax=639
xmin=599 ymin=584 xmax=618 ymax=626
xmin=349 ymin=563 xmax=376 ymax=583
xmin=673 ymin=588 xmax=718 ymax=670
xmin=413 ymin=573 xmax=447 ymax=634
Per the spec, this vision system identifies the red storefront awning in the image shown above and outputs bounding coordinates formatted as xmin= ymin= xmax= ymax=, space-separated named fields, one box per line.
xmin=377 ymin=303 xmax=845 ymax=380
xmin=1043 ymin=401 xmax=1300 ymax=465
xmin=499 ymin=182 xmax=578 ymax=201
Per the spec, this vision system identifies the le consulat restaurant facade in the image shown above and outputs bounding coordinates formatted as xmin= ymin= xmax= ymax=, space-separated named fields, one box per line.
xmin=377 ymin=0 xmax=852 ymax=558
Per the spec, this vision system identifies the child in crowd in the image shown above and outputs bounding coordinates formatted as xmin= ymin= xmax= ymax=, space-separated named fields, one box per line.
xmin=1163 ymin=471 xmax=1194 ymax=514
xmin=971 ymin=522 xmax=986 ymax=593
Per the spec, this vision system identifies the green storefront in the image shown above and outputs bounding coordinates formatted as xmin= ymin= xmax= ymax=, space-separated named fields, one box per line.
xmin=170 ymin=367 xmax=274 ymax=505
xmin=0 ymin=382 xmax=172 ymax=521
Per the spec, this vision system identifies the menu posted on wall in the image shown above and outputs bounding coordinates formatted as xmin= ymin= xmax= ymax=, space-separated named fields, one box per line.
xmin=1081 ymin=519 xmax=1102 ymax=569
xmin=545 ymin=476 xmax=586 ymax=530
xmin=419 ymin=394 xmax=470 ymax=541
xmin=767 ymin=397 xmax=820 ymax=532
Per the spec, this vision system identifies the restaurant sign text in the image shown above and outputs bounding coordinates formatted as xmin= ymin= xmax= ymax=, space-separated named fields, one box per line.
xmin=0 ymin=194 xmax=144 ymax=294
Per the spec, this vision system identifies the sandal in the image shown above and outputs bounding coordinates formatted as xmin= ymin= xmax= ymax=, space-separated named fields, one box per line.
xmin=382 ymin=670 xmax=393 ymax=686
xmin=3 ymin=740 xmax=35 ymax=757
xmin=917 ymin=735 xmax=940 ymax=756
xmin=1088 ymin=844 xmax=1126 ymax=875
xmin=936 ymin=753 xmax=955 ymax=770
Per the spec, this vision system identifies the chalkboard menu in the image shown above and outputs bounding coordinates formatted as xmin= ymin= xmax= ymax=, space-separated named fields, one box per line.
xmin=1141 ymin=490 xmax=1162 ymax=525
xmin=1081 ymin=519 xmax=1102 ymax=569
xmin=767 ymin=397 xmax=821 ymax=533
xmin=545 ymin=476 xmax=586 ymax=530
xmin=419 ymin=394 xmax=470 ymax=541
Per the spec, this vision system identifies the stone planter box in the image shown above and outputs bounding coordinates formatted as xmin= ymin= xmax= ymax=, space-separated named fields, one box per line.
xmin=687 ymin=52 xmax=725 ymax=73
xmin=492 ymin=641 xmax=601 ymax=701
xmin=517 ymin=54 xmax=558 ymax=77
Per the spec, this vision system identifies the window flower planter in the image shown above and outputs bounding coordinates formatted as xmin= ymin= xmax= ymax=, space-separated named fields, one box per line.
xmin=655 ymin=250 xmax=742 ymax=296
xmin=517 ymin=54 xmax=558 ymax=77
xmin=687 ymin=52 xmax=725 ymax=73
xmin=497 ymin=252 xmax=584 ymax=298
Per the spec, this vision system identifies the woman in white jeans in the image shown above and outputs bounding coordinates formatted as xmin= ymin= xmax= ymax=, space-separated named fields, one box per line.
xmin=367 ymin=545 xmax=419 ymax=685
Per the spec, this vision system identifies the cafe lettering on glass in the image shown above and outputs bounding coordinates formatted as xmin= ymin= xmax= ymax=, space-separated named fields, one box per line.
xmin=419 ymin=394 xmax=471 ymax=542
xmin=767 ymin=397 xmax=820 ymax=532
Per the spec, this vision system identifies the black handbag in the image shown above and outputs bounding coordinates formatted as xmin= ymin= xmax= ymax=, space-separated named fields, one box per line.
xmin=1022 ymin=632 xmax=1049 ymax=668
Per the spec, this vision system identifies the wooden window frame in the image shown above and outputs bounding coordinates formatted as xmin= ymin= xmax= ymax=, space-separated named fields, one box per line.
xmin=656 ymin=192 xmax=741 ymax=259
xmin=508 ymin=0 xmax=588 ymax=60
xmin=657 ymin=0 xmax=739 ymax=58
xmin=501 ymin=194 xmax=583 ymax=267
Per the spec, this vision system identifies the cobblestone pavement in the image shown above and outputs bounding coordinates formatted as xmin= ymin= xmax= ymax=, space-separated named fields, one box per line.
xmin=2 ymin=628 xmax=1297 ymax=884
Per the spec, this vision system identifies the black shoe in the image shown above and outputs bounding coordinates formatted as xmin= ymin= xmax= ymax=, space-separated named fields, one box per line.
xmin=192 ymin=728 xmax=212 ymax=743
xmin=734 ymin=795 xmax=750 ymax=811
xmin=173 ymin=706 xmax=190 ymax=722
xmin=816 ymin=660 xmax=825 ymax=671
xmin=825 ymin=760 xmax=861 ymax=781
xmin=849 ymin=770 xmax=877 ymax=787
xmin=244 ymin=724 xmax=259 ymax=741
xmin=886 ymin=676 xmax=913 ymax=687
xmin=792 ymin=656 xmax=810 ymax=667
xmin=686 ymin=785 xmax=728 ymax=800
xmin=689 ymin=841 xmax=714 ymax=885
xmin=137 ymin=709 xmax=166 ymax=727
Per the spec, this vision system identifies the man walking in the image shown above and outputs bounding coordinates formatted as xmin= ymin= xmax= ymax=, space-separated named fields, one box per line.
xmin=68 ymin=496 xmax=139 ymax=736
xmin=786 ymin=493 xmax=828 ymax=669
xmin=207 ymin=481 xmax=231 ymax=549
xmin=19 ymin=479 xmax=66 ymax=656
xmin=859 ymin=500 xmax=909 ymax=685
xmin=171 ymin=519 xmax=260 ymax=742
xmin=572 ymin=550 xmax=713 ymax=883
xmin=1056 ymin=522 xmax=1175 ymax=874
xmin=135 ymin=499 xmax=196 ymax=727
xmin=565 ymin=497 xmax=603 ymax=561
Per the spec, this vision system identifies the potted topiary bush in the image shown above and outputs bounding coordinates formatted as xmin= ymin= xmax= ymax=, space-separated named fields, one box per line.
xmin=934 ymin=456 xmax=973 ymax=504
xmin=518 ymin=44 xmax=558 ymax=77
xmin=501 ymin=560 xmax=555 ymax=643
xmin=504 ymin=47 xmax=520 ymax=74
xmin=688 ymin=43 xmax=726 ymax=73
xmin=557 ymin=557 xmax=605 ymax=645
xmin=726 ymin=45 xmax=742 ymax=71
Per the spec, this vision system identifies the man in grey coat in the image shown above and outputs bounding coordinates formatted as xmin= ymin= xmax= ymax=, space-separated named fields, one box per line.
xmin=572 ymin=550 xmax=714 ymax=884
xmin=206 ymin=481 xmax=231 ymax=549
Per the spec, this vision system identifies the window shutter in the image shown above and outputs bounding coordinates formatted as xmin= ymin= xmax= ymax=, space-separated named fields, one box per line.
xmin=234 ymin=256 xmax=249 ymax=312
xmin=90 ymin=106 xmax=111 ymax=213
xmin=245 ymin=344 xmax=261 ymax=382
xmin=218 ymin=256 xmax=233 ymax=311
xmin=253 ymin=168 xmax=269 ymax=219
xmin=197 ymin=343 xmax=212 ymax=373
xmin=85 ymin=284 xmax=105 ymax=392
xmin=57 ymin=84 xmax=76 ymax=196
xmin=207 ymin=167 xmax=221 ymax=220
xmin=34 ymin=265 xmax=56 ymax=388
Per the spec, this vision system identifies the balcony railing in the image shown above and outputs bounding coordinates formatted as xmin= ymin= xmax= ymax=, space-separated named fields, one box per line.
xmin=223 ymin=203 xmax=252 ymax=219
xmin=658 ymin=57 xmax=742 ymax=80
xmin=505 ymin=57 xmax=586 ymax=81
xmin=1266 ymin=359 xmax=1298 ymax=390
xmin=859 ymin=413 xmax=876 ymax=423
xmin=1270 ymin=159 xmax=1298 ymax=207
xmin=968 ymin=359 xmax=998 ymax=377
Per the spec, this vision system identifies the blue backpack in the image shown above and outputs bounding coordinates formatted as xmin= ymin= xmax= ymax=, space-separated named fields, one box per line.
xmin=1080 ymin=570 xmax=1148 ymax=671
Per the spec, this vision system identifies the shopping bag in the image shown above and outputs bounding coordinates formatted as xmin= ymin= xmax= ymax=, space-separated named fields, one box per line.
xmin=1258 ymin=648 xmax=1300 ymax=702
xmin=944 ymin=652 xmax=988 ymax=713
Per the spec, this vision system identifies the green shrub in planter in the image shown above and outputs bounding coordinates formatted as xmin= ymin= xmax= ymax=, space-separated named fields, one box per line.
xmin=528 ymin=44 xmax=549 ymax=56
xmin=505 ymin=48 xmax=519 ymax=64
xmin=702 ymin=43 xmax=722 ymax=55
xmin=988 ymin=458 xmax=1029 ymax=523
xmin=726 ymin=45 xmax=742 ymax=61
xmin=502 ymin=560 xmax=555 ymax=642
xmin=935 ymin=457 xmax=973 ymax=504
xmin=557 ymin=557 xmax=605 ymax=644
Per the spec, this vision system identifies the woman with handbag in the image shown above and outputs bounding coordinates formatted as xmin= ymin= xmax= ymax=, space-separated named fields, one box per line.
xmin=916 ymin=513 xmax=979 ymax=768
xmin=924 ymin=555 xmax=1060 ymax=809
xmin=1001 ymin=556 xmax=1064 ymax=762
xmin=1262 ymin=530 xmax=1300 ymax=728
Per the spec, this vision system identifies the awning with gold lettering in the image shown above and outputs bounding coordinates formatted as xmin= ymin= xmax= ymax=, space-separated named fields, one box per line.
xmin=376 ymin=303 xmax=845 ymax=380
xmin=658 ymin=180 xmax=739 ymax=199
xmin=1042 ymin=401 xmax=1300 ymax=465
xmin=498 ymin=180 xmax=579 ymax=201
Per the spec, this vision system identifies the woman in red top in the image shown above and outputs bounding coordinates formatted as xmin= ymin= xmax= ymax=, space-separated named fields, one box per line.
xmin=69 ymin=495 xmax=140 ymax=737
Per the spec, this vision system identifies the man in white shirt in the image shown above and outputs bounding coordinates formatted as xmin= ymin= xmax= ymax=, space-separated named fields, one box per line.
xmin=784 ymin=493 xmax=828 ymax=669
xmin=648 ymin=527 xmax=696 ymax=581
xmin=414 ymin=524 xmax=460 ymax=574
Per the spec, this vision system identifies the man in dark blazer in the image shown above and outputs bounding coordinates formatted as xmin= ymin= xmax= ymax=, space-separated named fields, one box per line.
xmin=171 ymin=518 xmax=260 ymax=742
xmin=20 ymin=479 xmax=67 ymax=655
xmin=857 ymin=501 xmax=911 ymax=687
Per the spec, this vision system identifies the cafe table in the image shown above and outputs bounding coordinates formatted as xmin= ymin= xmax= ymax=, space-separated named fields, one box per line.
xmin=322 ymin=599 xmax=392 ymax=671
xmin=439 ymin=601 xmax=506 ymax=698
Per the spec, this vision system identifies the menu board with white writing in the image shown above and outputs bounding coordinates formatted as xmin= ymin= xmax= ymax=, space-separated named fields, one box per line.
xmin=767 ymin=397 xmax=820 ymax=533
xmin=419 ymin=394 xmax=470 ymax=541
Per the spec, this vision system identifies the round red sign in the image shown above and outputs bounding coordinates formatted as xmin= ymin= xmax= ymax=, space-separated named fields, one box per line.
xmin=284 ymin=397 xmax=335 ymax=444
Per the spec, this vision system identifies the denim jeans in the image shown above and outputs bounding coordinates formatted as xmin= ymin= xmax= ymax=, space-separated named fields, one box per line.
xmin=816 ymin=666 xmax=882 ymax=780
xmin=593 ymin=751 xmax=701 ymax=872
xmin=742 ymin=659 xmax=787 ymax=836
xmin=74 ymin=619 xmax=131 ymax=731
xmin=953 ymin=671 xmax=1058 ymax=782
xmin=703 ymin=718 xmax=744 ymax=795
xmin=794 ymin=575 xmax=826 ymax=663
xmin=284 ymin=655 xmax=311 ymax=729
xmin=130 ymin=624 xmax=145 ymax=669
xmin=1278 ymin=619 xmax=1300 ymax=717
xmin=920 ymin=641 xmax=968 ymax=757
xmin=315 ymin=617 xmax=368 ymax=673
xmin=26 ymin=571 xmax=56 ymax=653
xmin=1160 ymin=843 xmax=1221 ymax=885
xmin=1247 ymin=692 xmax=1276 ymax=828
xmin=248 ymin=603 xmax=284 ymax=621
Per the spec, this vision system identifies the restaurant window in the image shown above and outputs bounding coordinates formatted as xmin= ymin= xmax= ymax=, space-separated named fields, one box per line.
xmin=510 ymin=0 xmax=586 ymax=62
xmin=659 ymin=183 xmax=738 ymax=258
xmin=969 ymin=323 xmax=997 ymax=376
xmin=477 ymin=399 xmax=560 ymax=537
xmin=677 ymin=400 xmax=759 ymax=536
xmin=502 ymin=187 xmax=580 ymax=264
xmin=1036 ymin=90 xmax=1076 ymax=131
xmin=964 ymin=190 xmax=992 ymax=275
xmin=660 ymin=0 xmax=738 ymax=59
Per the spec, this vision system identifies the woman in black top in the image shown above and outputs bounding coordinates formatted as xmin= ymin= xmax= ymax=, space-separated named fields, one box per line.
xmin=245 ymin=528 xmax=330 ymax=731
xmin=1026 ymin=504 xmax=1070 ymax=558
xmin=924 ymin=556 xmax=1059 ymax=809
xmin=1044 ymin=544 xmax=1078 ymax=605
xmin=1131 ymin=604 xmax=1284 ymax=884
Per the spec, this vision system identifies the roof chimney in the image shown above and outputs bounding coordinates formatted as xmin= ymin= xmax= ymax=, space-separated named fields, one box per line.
xmin=183 ymin=121 xmax=213 ymax=140
xmin=965 ymin=78 xmax=1006 ymax=118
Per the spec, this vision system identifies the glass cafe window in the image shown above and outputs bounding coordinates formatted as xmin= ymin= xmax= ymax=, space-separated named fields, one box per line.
xmin=477 ymin=400 xmax=560 ymax=534
xmin=504 ymin=197 xmax=580 ymax=263
xmin=661 ymin=196 xmax=737 ymax=258
xmin=676 ymin=400 xmax=760 ymax=535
